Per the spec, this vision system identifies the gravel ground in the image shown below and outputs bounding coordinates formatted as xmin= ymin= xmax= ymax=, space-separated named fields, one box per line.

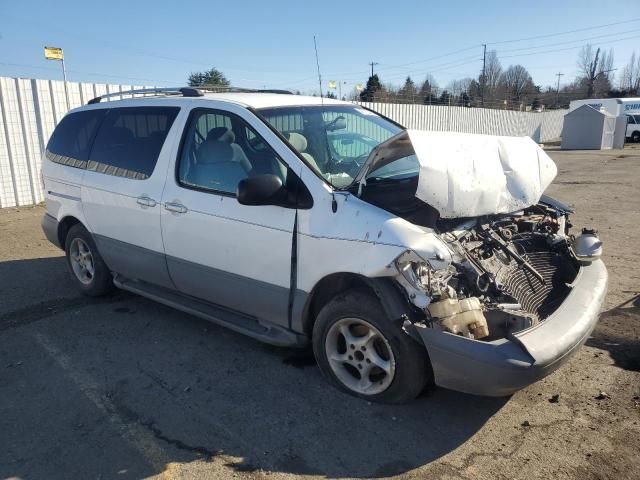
xmin=0 ymin=146 xmax=638 ymax=480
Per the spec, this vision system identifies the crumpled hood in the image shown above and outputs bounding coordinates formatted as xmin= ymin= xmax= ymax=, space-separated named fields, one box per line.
xmin=355 ymin=130 xmax=558 ymax=218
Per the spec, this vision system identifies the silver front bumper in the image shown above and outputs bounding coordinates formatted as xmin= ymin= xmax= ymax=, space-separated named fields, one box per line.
xmin=415 ymin=259 xmax=608 ymax=396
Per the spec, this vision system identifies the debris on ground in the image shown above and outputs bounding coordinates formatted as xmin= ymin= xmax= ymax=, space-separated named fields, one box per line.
xmin=521 ymin=420 xmax=531 ymax=427
xmin=549 ymin=394 xmax=560 ymax=403
xmin=595 ymin=391 xmax=610 ymax=400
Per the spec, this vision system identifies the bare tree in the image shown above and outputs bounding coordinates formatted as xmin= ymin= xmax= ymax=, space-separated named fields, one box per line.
xmin=499 ymin=65 xmax=535 ymax=106
xmin=447 ymin=77 xmax=473 ymax=96
xmin=577 ymin=45 xmax=614 ymax=97
xmin=619 ymin=52 xmax=640 ymax=94
xmin=483 ymin=50 xmax=502 ymax=98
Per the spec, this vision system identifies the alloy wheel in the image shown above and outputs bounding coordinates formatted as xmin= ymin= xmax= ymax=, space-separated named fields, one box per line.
xmin=69 ymin=238 xmax=95 ymax=285
xmin=325 ymin=317 xmax=396 ymax=395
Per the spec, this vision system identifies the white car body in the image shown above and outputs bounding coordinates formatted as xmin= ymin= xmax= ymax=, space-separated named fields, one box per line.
xmin=42 ymin=90 xmax=607 ymax=397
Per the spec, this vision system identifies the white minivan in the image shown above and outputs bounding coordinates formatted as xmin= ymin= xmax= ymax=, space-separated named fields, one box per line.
xmin=42 ymin=88 xmax=607 ymax=402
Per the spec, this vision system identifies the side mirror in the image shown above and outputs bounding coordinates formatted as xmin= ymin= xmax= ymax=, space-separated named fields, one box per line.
xmin=237 ymin=174 xmax=286 ymax=206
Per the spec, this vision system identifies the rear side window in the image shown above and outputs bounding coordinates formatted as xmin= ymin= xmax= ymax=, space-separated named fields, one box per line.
xmin=88 ymin=107 xmax=179 ymax=180
xmin=46 ymin=109 xmax=107 ymax=168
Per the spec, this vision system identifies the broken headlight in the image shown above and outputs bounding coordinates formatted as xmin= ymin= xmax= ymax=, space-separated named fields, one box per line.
xmin=396 ymin=259 xmax=431 ymax=291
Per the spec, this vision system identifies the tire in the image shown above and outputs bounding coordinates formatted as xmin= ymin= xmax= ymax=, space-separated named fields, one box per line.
xmin=64 ymin=224 xmax=114 ymax=297
xmin=312 ymin=290 xmax=432 ymax=404
xmin=633 ymin=131 xmax=640 ymax=143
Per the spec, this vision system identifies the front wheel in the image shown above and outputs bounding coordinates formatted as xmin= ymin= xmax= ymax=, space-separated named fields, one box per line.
xmin=633 ymin=131 xmax=640 ymax=143
xmin=313 ymin=290 xmax=432 ymax=403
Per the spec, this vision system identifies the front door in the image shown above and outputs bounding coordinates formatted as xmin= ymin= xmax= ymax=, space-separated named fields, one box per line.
xmin=160 ymin=106 xmax=295 ymax=327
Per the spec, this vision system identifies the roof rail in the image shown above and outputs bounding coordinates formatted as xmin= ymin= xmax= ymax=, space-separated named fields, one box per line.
xmin=195 ymin=87 xmax=294 ymax=95
xmin=87 ymin=87 xmax=203 ymax=104
xmin=86 ymin=86 xmax=294 ymax=105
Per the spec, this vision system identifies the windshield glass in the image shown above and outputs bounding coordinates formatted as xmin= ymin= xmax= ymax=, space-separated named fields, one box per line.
xmin=257 ymin=105 xmax=417 ymax=188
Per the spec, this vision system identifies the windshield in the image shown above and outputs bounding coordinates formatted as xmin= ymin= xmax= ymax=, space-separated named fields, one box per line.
xmin=257 ymin=105 xmax=417 ymax=188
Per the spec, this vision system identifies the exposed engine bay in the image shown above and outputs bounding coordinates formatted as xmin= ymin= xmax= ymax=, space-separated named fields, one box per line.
xmin=350 ymin=129 xmax=603 ymax=343
xmin=393 ymin=199 xmax=600 ymax=342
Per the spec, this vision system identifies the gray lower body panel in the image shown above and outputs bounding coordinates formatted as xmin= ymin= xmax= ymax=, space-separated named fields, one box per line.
xmin=93 ymin=234 xmax=175 ymax=290
xmin=166 ymin=255 xmax=294 ymax=329
xmin=415 ymin=259 xmax=608 ymax=397
xmin=114 ymin=275 xmax=307 ymax=347
xmin=41 ymin=213 xmax=61 ymax=249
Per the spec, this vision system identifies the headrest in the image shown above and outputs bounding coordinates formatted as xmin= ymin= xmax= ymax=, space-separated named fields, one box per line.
xmin=207 ymin=126 xmax=235 ymax=143
xmin=196 ymin=139 xmax=233 ymax=165
xmin=109 ymin=127 xmax=134 ymax=145
xmin=287 ymin=132 xmax=308 ymax=152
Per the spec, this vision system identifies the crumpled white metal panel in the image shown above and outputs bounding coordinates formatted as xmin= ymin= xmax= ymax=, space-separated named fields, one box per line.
xmin=408 ymin=130 xmax=558 ymax=218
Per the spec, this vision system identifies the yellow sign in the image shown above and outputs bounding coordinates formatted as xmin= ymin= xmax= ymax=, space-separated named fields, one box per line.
xmin=328 ymin=80 xmax=337 ymax=89
xmin=44 ymin=46 xmax=64 ymax=61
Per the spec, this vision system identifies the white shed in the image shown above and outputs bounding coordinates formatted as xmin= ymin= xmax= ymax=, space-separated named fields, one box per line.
xmin=561 ymin=105 xmax=626 ymax=150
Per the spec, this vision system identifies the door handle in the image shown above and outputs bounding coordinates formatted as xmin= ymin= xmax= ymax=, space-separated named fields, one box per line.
xmin=136 ymin=196 xmax=157 ymax=207
xmin=164 ymin=202 xmax=188 ymax=214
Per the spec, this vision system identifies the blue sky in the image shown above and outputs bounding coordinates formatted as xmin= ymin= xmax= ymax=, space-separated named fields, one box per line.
xmin=1 ymin=0 xmax=639 ymax=95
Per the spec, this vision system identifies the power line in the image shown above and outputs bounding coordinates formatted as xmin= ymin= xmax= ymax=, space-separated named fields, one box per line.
xmin=497 ymin=28 xmax=640 ymax=54
xmin=347 ymin=18 xmax=640 ymax=80
xmin=2 ymin=13 xmax=315 ymax=77
xmin=487 ymin=17 xmax=640 ymax=45
xmin=498 ymin=33 xmax=640 ymax=59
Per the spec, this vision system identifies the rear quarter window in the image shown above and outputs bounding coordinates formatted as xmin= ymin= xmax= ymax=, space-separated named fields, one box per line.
xmin=88 ymin=107 xmax=179 ymax=180
xmin=46 ymin=109 xmax=107 ymax=168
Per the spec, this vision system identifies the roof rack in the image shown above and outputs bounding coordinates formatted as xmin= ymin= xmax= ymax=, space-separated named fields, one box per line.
xmin=87 ymin=87 xmax=202 ymax=104
xmin=86 ymin=86 xmax=293 ymax=104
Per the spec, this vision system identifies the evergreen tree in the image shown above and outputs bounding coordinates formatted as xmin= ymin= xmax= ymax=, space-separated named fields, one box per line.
xmin=188 ymin=68 xmax=230 ymax=88
xmin=359 ymin=74 xmax=382 ymax=101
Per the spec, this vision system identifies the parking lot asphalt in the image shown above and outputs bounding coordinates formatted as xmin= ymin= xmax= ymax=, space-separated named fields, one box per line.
xmin=1 ymin=146 xmax=639 ymax=480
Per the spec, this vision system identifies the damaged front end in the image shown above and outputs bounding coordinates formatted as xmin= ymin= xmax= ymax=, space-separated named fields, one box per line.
xmin=396 ymin=199 xmax=599 ymax=339
xmin=391 ymin=200 xmax=607 ymax=396
xmin=355 ymin=130 xmax=608 ymax=395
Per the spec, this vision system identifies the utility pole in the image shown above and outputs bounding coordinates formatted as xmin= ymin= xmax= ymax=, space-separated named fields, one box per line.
xmin=368 ymin=61 xmax=379 ymax=78
xmin=555 ymin=72 xmax=564 ymax=107
xmin=481 ymin=44 xmax=487 ymax=107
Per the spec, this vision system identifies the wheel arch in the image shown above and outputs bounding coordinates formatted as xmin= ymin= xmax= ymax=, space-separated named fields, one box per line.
xmin=57 ymin=215 xmax=84 ymax=249
xmin=298 ymin=272 xmax=414 ymax=338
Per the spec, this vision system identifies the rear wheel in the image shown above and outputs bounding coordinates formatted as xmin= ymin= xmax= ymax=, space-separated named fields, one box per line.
xmin=633 ymin=131 xmax=640 ymax=143
xmin=65 ymin=224 xmax=114 ymax=296
xmin=313 ymin=290 xmax=432 ymax=403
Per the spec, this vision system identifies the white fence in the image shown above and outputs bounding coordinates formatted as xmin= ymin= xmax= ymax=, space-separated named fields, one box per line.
xmin=0 ymin=75 xmax=567 ymax=208
xmin=359 ymin=102 xmax=566 ymax=143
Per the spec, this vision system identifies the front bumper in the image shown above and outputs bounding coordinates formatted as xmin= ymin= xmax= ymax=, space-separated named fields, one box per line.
xmin=415 ymin=259 xmax=608 ymax=396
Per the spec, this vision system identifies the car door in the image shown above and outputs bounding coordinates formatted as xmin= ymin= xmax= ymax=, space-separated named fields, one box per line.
xmin=160 ymin=105 xmax=296 ymax=327
xmin=81 ymin=105 xmax=181 ymax=289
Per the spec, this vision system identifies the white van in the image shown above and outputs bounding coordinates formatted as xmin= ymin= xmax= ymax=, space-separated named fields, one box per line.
xmin=42 ymin=88 xmax=607 ymax=402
